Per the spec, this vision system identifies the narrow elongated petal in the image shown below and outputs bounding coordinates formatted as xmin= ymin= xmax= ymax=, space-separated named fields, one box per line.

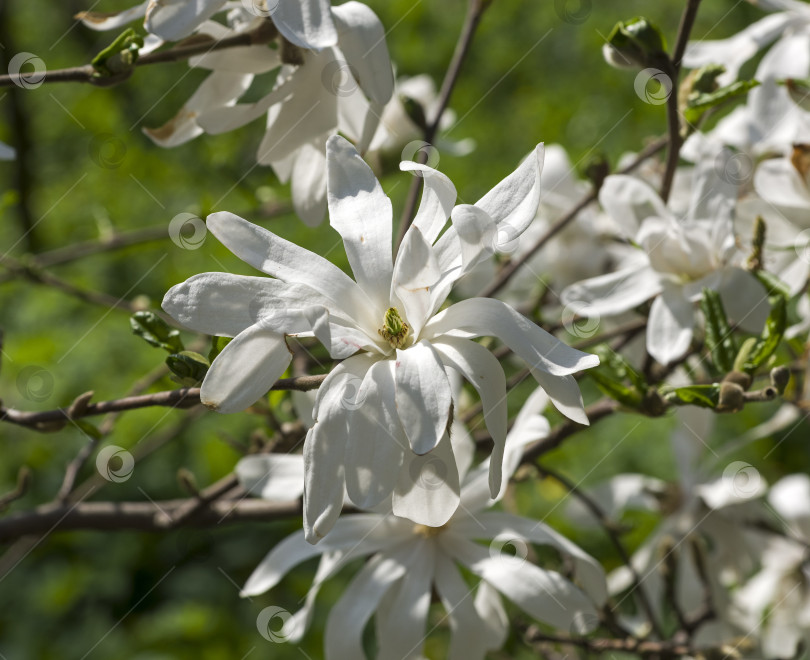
xmin=445 ymin=534 xmax=599 ymax=631
xmin=324 ymin=546 xmax=412 ymax=660
xmin=236 ymin=454 xmax=305 ymax=501
xmin=196 ymin=75 xmax=296 ymax=134
xmin=304 ymin=355 xmax=375 ymax=543
xmin=326 ymin=135 xmax=393 ymax=312
xmin=394 ymin=340 xmax=453 ymax=455
xmin=647 ymin=286 xmax=694 ymax=365
xmin=561 ymin=261 xmax=662 ymax=317
xmin=424 ymin=298 xmax=599 ymax=376
xmin=452 ymin=511 xmax=608 ymax=606
xmin=530 ymin=370 xmax=588 ymax=424
xmin=433 ymin=553 xmax=499 ymax=660
xmin=451 ymin=204 xmax=497 ymax=275
xmin=392 ymin=226 xmax=441 ymax=337
xmin=598 ymin=174 xmax=671 ymax=238
xmin=145 ymin=0 xmax=225 ymax=40
xmin=206 ymin=212 xmax=370 ymax=324
xmin=289 ymin=135 xmax=329 ymax=226
xmin=474 ymin=582 xmax=509 ymax=651
xmin=475 ymin=143 xmax=545 ymax=235
xmin=189 ymin=44 xmax=281 ymax=74
xmin=432 ymin=337 xmax=507 ymax=497
xmin=393 ymin=431 xmax=460 ymax=526
xmin=272 ymin=0 xmax=337 ymax=49
xmin=344 ymin=360 xmax=407 ymax=509
xmin=332 ymin=2 xmax=394 ymax=105
xmin=200 ymin=323 xmax=292 ymax=413
xmin=77 ymin=2 xmax=148 ymax=31
xmin=401 ymin=162 xmax=457 ymax=244
xmin=375 ymin=542 xmax=435 ymax=660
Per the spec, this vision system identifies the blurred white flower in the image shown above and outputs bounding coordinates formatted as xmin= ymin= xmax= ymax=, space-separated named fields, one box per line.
xmin=561 ymin=148 xmax=768 ymax=365
xmin=0 ymin=141 xmax=15 ymax=160
xmin=163 ymin=136 xmax=599 ymax=539
xmin=238 ymin=388 xmax=607 ymax=659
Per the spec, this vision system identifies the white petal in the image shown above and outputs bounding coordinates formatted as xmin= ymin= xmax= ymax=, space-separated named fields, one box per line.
xmin=393 ymin=431 xmax=460 ymax=526
xmin=446 ymin=534 xmax=599 ymax=631
xmin=289 ymin=135 xmax=329 ymax=227
xmin=145 ymin=0 xmax=225 ymax=40
xmin=375 ymin=541 xmax=435 ymax=660
xmin=205 ymin=212 xmax=371 ymax=325
xmin=432 ymin=337 xmax=507 ymax=498
xmin=560 ymin=262 xmax=662 ymax=317
xmin=189 ymin=44 xmax=281 ymax=74
xmin=401 ymin=162 xmax=457 ymax=244
xmin=433 ymin=553 xmax=499 ymax=660
xmin=324 ymin=546 xmax=412 ymax=660
xmin=688 ymin=148 xmax=738 ymax=224
xmin=326 ymin=135 xmax=393 ymax=312
xmin=450 ymin=204 xmax=497 ymax=275
xmin=332 ymin=2 xmax=394 ymax=105
xmin=271 ymin=0 xmax=337 ymax=49
xmin=527 ymin=370 xmax=589 ymax=426
xmin=474 ymin=582 xmax=509 ymax=651
xmin=235 ymin=454 xmax=304 ymax=500
xmin=754 ymin=156 xmax=810 ymax=208
xmin=646 ymin=286 xmax=694 ymax=365
xmin=303 ymin=355 xmax=375 ymax=543
xmin=392 ymin=225 xmax=441 ymax=337
xmin=77 ymin=2 xmax=148 ymax=31
xmin=196 ymin=75 xmax=295 ymax=135
xmin=424 ymin=298 xmax=599 ymax=376
xmin=200 ymin=323 xmax=292 ymax=413
xmin=476 ymin=144 xmax=545 ymax=236
xmin=344 ymin=360 xmax=407 ymax=509
xmin=598 ymin=174 xmax=671 ymax=238
xmin=394 ymin=340 xmax=453 ymax=455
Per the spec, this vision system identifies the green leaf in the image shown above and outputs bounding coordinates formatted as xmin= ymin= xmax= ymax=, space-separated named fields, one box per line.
xmin=700 ymin=289 xmax=737 ymax=374
xmin=91 ymin=28 xmax=144 ymax=76
xmin=605 ymin=17 xmax=667 ymax=69
xmin=683 ymin=78 xmax=759 ymax=125
xmin=754 ymin=269 xmax=791 ymax=299
xmin=663 ymin=384 xmax=720 ymax=409
xmin=743 ymin=295 xmax=787 ymax=373
xmin=208 ymin=336 xmax=232 ymax=363
xmin=588 ymin=344 xmax=646 ymax=408
xmin=131 ymin=311 xmax=184 ymax=353
xmin=166 ymin=351 xmax=210 ymax=387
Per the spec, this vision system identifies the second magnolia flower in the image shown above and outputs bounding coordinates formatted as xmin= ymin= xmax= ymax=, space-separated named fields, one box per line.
xmin=163 ymin=135 xmax=599 ymax=541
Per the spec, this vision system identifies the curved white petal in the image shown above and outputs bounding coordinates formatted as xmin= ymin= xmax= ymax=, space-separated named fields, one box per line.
xmin=401 ymin=162 xmax=457 ymax=244
xmin=394 ymin=340 xmax=453 ymax=455
xmin=200 ymin=323 xmax=292 ymax=413
xmin=145 ymin=0 xmax=225 ymax=40
xmin=476 ymin=144 xmax=545 ymax=236
xmin=529 ymin=370 xmax=589 ymax=425
xmin=77 ymin=2 xmax=148 ymax=31
xmin=646 ymin=286 xmax=694 ymax=365
xmin=450 ymin=204 xmax=497 ymax=275
xmin=598 ymin=174 xmax=671 ymax=238
xmin=196 ymin=75 xmax=296 ymax=134
xmin=561 ymin=262 xmax=662 ymax=317
xmin=332 ymin=2 xmax=394 ymax=105
xmin=235 ymin=454 xmax=304 ymax=500
xmin=289 ymin=135 xmax=329 ymax=226
xmin=432 ymin=336 xmax=507 ymax=498
xmin=272 ymin=0 xmax=337 ymax=49
xmin=393 ymin=431 xmax=460 ymax=526
xmin=754 ymin=156 xmax=810 ymax=209
xmin=392 ymin=225 xmax=441 ymax=337
xmin=189 ymin=43 xmax=281 ymax=74
xmin=326 ymin=135 xmax=393 ymax=312
xmin=344 ymin=360 xmax=407 ymax=509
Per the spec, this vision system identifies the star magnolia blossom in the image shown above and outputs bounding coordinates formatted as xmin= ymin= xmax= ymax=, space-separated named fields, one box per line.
xmin=237 ymin=388 xmax=607 ymax=659
xmin=149 ymin=2 xmax=394 ymax=226
xmin=561 ymin=150 xmax=768 ymax=365
xmin=163 ymin=135 xmax=599 ymax=540
xmin=79 ymin=0 xmax=336 ymax=49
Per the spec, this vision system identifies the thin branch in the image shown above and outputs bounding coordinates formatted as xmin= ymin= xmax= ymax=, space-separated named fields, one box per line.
xmin=480 ymin=136 xmax=667 ymax=299
xmin=523 ymin=628 xmax=694 ymax=658
xmin=0 ymin=374 xmax=326 ymax=431
xmin=394 ymin=0 xmax=491 ymax=251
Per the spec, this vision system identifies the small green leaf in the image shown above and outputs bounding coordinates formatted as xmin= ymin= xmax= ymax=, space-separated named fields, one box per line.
xmin=700 ymin=289 xmax=737 ymax=374
xmin=683 ymin=78 xmax=759 ymax=125
xmin=131 ymin=311 xmax=184 ymax=353
xmin=743 ymin=295 xmax=787 ymax=373
xmin=208 ymin=336 xmax=232 ymax=363
xmin=588 ymin=344 xmax=647 ymax=408
xmin=754 ymin=270 xmax=791 ymax=299
xmin=166 ymin=351 xmax=210 ymax=386
xmin=605 ymin=17 xmax=667 ymax=69
xmin=663 ymin=384 xmax=720 ymax=409
xmin=91 ymin=28 xmax=144 ymax=76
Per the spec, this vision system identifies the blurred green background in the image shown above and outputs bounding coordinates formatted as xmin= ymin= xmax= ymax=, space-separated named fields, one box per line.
xmin=0 ymin=0 xmax=801 ymax=658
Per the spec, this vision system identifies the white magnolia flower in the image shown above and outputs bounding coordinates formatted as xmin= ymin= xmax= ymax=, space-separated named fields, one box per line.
xmin=738 ymin=145 xmax=810 ymax=295
xmin=150 ymin=2 xmax=394 ymax=226
xmin=731 ymin=474 xmax=810 ymax=658
xmin=79 ymin=0 xmax=337 ymax=50
xmin=585 ymin=408 xmax=768 ymax=634
xmin=561 ymin=149 xmax=768 ymax=365
xmin=163 ymin=135 xmax=599 ymax=540
xmin=239 ymin=388 xmax=608 ymax=660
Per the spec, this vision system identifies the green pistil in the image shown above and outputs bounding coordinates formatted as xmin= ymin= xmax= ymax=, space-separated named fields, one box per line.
xmin=378 ymin=307 xmax=410 ymax=349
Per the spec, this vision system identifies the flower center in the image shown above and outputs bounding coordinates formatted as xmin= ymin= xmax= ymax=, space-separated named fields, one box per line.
xmin=378 ymin=307 xmax=410 ymax=349
xmin=413 ymin=523 xmax=446 ymax=538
